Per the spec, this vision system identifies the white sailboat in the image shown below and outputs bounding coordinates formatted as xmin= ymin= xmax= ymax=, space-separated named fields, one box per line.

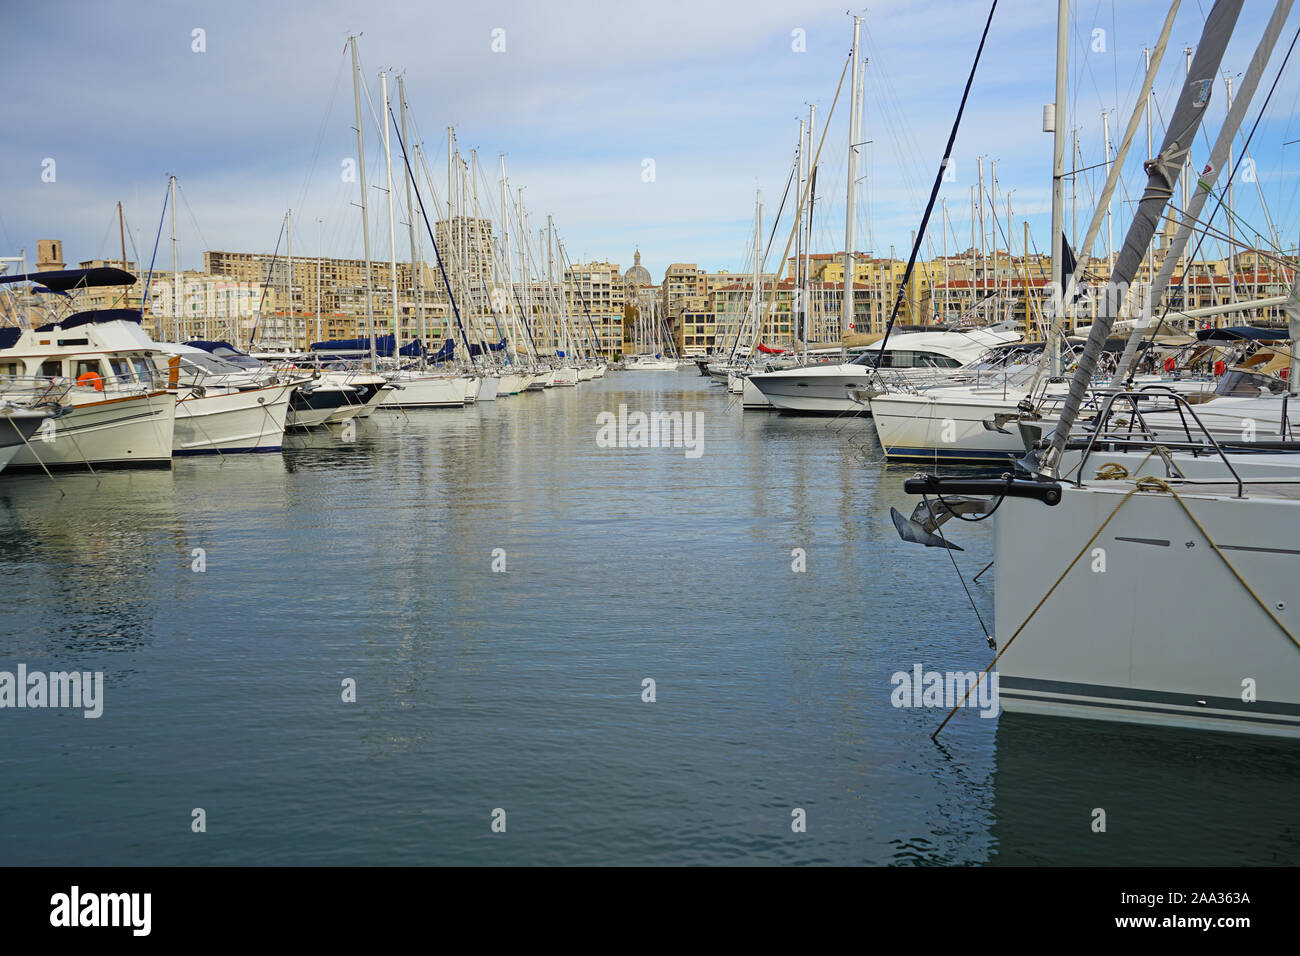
xmin=900 ymin=0 xmax=1300 ymax=739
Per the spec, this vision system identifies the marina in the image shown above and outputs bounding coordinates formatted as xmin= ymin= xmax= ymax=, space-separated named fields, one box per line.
xmin=3 ymin=0 xmax=1300 ymax=888
xmin=3 ymin=371 xmax=1298 ymax=866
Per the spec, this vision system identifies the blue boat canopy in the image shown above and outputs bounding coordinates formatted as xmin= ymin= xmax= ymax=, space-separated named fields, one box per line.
xmin=35 ymin=309 xmax=143 ymax=332
xmin=0 ymin=267 xmax=136 ymax=292
xmin=1195 ymin=325 xmax=1286 ymax=342
xmin=184 ymin=340 xmax=242 ymax=353
xmin=309 ymin=334 xmax=422 ymax=358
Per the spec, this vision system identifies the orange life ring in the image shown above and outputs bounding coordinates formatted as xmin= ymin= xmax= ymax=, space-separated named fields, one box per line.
xmin=76 ymin=371 xmax=104 ymax=391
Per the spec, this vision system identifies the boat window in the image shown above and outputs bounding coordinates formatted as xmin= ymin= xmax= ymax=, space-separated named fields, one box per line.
xmin=73 ymin=359 xmax=104 ymax=384
xmin=1214 ymin=369 xmax=1285 ymax=397
xmin=131 ymin=357 xmax=156 ymax=385
xmin=108 ymin=357 xmax=134 ymax=383
xmin=40 ymin=359 xmax=63 ymax=378
xmin=0 ymin=361 xmax=20 ymax=378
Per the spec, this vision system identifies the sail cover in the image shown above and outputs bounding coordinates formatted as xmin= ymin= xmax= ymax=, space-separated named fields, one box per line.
xmin=309 ymin=334 xmax=422 ymax=358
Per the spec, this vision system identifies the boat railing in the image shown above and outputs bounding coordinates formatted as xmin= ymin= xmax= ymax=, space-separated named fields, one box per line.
xmin=0 ymin=373 xmax=154 ymax=401
xmin=1068 ymin=389 xmax=1245 ymax=497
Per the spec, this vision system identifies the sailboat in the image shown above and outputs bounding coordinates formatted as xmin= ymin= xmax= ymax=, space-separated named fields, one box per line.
xmin=896 ymin=0 xmax=1300 ymax=738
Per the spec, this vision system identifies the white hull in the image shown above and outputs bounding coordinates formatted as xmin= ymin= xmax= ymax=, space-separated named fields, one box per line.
xmin=994 ymin=477 xmax=1300 ymax=737
xmin=869 ymin=392 xmax=1029 ymax=463
xmin=748 ymin=364 xmax=880 ymax=414
xmin=497 ymin=372 xmax=527 ymax=395
xmin=379 ymin=373 xmax=467 ymax=408
xmin=742 ymin=377 xmax=774 ymax=409
xmin=550 ymin=367 xmax=578 ymax=387
xmin=8 ymin=391 xmax=175 ymax=470
xmin=477 ymin=376 xmax=500 ymax=402
xmin=175 ymin=382 xmax=292 ymax=454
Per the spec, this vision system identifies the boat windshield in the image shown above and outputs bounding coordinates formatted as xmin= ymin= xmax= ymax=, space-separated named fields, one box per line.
xmin=848 ymin=349 xmax=962 ymax=369
xmin=179 ymin=352 xmax=248 ymax=375
xmin=1215 ymin=369 xmax=1287 ymax=397
xmin=210 ymin=348 xmax=264 ymax=369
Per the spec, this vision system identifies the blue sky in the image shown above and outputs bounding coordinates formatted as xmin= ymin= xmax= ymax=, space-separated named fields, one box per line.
xmin=4 ymin=0 xmax=1299 ymax=284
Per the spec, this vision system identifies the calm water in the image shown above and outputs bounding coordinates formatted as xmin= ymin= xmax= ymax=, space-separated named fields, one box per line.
xmin=1 ymin=372 xmax=1296 ymax=865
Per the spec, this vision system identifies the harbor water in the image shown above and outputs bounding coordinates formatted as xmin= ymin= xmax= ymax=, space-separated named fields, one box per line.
xmin=2 ymin=372 xmax=1297 ymax=865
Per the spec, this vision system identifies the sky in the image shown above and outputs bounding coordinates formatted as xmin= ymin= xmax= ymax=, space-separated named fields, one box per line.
xmin=4 ymin=0 xmax=1300 ymax=284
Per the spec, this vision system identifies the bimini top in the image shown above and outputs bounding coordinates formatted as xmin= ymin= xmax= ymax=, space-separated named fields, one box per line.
xmin=1195 ymin=325 xmax=1286 ymax=342
xmin=34 ymin=309 xmax=143 ymax=332
xmin=0 ymin=267 xmax=136 ymax=292
xmin=185 ymin=340 xmax=241 ymax=353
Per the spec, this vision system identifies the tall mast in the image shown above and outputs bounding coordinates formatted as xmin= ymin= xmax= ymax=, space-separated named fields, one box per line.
xmin=753 ymin=191 xmax=761 ymax=349
xmin=285 ymin=208 xmax=293 ymax=348
xmin=1225 ymin=73 xmax=1236 ymax=302
xmin=1070 ymin=128 xmax=1079 ymax=253
xmin=381 ymin=71 xmax=400 ymax=362
xmin=118 ymin=202 xmax=129 ymax=316
xmin=841 ymin=15 xmax=861 ymax=341
xmin=1102 ymin=111 xmax=1114 ymax=274
xmin=991 ymin=159 xmax=998 ymax=322
xmin=941 ymin=198 xmax=949 ymax=323
xmin=977 ymin=156 xmax=985 ymax=314
xmin=169 ymin=177 xmax=180 ymax=341
xmin=349 ymin=35 xmax=377 ymax=370
xmin=1048 ymin=0 xmax=1068 ymax=371
xmin=805 ymin=104 xmax=815 ymax=349
xmin=1144 ymin=47 xmax=1154 ymax=291
xmin=795 ymin=119 xmax=804 ymax=353
xmin=500 ymin=154 xmax=514 ymax=362
xmin=316 ymin=218 xmax=322 ymax=346
xmin=398 ymin=77 xmax=423 ymax=361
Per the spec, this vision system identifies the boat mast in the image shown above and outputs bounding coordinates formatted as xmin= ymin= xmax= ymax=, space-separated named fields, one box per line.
xmin=500 ymin=154 xmax=515 ymax=364
xmin=170 ymin=175 xmax=179 ymax=342
xmin=316 ymin=218 xmax=322 ymax=346
xmin=795 ymin=118 xmax=804 ymax=355
xmin=1040 ymin=0 xmax=1246 ymax=474
xmin=398 ymin=76 xmax=423 ymax=365
xmin=349 ymin=36 xmax=377 ymax=371
xmin=841 ymin=15 xmax=861 ymax=342
xmin=1115 ymin=0 xmax=1290 ymax=381
xmin=805 ymin=104 xmax=815 ymax=350
xmin=752 ymin=192 xmax=761 ymax=352
xmin=118 ymin=202 xmax=129 ymax=315
xmin=1047 ymin=0 xmax=1068 ymax=373
xmin=381 ymin=71 xmax=401 ymax=364
xmin=285 ymin=209 xmax=292 ymax=349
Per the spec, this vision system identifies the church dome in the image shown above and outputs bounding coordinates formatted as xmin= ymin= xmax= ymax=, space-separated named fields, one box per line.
xmin=624 ymin=248 xmax=652 ymax=288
